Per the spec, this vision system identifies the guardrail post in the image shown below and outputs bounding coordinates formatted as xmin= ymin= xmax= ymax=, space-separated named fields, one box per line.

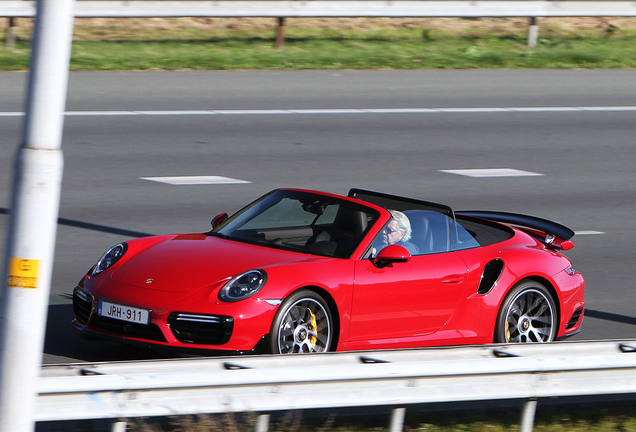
xmin=111 ymin=419 xmax=127 ymax=432
xmin=6 ymin=17 xmax=16 ymax=49
xmin=275 ymin=17 xmax=285 ymax=48
xmin=527 ymin=17 xmax=539 ymax=47
xmin=390 ymin=407 xmax=406 ymax=432
xmin=255 ymin=414 xmax=270 ymax=432
xmin=520 ymin=398 xmax=538 ymax=432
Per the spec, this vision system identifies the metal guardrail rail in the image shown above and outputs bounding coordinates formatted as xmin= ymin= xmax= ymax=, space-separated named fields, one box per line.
xmin=2 ymin=1 xmax=636 ymax=18
xmin=37 ymin=340 xmax=636 ymax=432
xmin=2 ymin=1 xmax=636 ymax=48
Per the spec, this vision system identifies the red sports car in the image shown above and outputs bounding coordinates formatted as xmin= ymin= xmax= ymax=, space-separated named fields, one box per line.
xmin=72 ymin=188 xmax=585 ymax=354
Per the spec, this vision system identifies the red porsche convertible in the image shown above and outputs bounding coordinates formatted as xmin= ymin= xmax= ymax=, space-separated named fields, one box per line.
xmin=72 ymin=188 xmax=585 ymax=354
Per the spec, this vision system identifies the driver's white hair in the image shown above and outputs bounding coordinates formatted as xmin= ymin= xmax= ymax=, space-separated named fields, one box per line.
xmin=388 ymin=210 xmax=412 ymax=242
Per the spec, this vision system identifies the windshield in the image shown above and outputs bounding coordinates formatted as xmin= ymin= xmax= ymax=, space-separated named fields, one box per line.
xmin=213 ymin=190 xmax=380 ymax=258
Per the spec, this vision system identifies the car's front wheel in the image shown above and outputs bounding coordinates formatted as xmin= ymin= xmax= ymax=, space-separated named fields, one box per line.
xmin=495 ymin=280 xmax=557 ymax=343
xmin=270 ymin=290 xmax=333 ymax=354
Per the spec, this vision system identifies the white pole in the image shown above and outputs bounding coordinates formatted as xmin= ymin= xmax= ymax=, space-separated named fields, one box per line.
xmin=0 ymin=0 xmax=75 ymax=430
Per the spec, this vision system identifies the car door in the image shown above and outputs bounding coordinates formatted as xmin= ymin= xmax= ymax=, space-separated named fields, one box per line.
xmin=348 ymin=251 xmax=468 ymax=342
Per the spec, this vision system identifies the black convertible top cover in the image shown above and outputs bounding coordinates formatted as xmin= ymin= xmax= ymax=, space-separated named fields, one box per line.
xmin=455 ymin=210 xmax=575 ymax=241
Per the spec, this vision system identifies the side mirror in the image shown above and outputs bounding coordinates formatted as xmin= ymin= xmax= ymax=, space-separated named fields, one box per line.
xmin=211 ymin=213 xmax=229 ymax=229
xmin=372 ymin=244 xmax=411 ymax=268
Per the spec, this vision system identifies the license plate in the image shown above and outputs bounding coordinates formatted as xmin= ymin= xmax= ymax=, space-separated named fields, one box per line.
xmin=98 ymin=300 xmax=150 ymax=325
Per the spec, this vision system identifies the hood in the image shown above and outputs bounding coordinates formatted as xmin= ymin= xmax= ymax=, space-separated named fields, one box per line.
xmin=111 ymin=233 xmax=312 ymax=293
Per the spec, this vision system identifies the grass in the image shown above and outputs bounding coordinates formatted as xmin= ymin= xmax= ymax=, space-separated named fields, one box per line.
xmin=118 ymin=403 xmax=636 ymax=432
xmin=2 ymin=23 xmax=636 ymax=70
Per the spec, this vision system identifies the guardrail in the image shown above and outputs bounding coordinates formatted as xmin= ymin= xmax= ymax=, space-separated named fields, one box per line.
xmin=37 ymin=340 xmax=636 ymax=432
xmin=4 ymin=1 xmax=636 ymax=18
xmin=3 ymin=1 xmax=636 ymax=48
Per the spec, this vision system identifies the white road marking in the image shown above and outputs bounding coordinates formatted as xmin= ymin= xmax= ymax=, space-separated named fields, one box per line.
xmin=440 ymin=168 xmax=544 ymax=177
xmin=574 ymin=231 xmax=605 ymax=235
xmin=140 ymin=176 xmax=251 ymax=185
xmin=2 ymin=106 xmax=636 ymax=117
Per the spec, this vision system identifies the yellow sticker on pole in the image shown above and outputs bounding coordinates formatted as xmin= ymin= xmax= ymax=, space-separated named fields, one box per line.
xmin=7 ymin=258 xmax=39 ymax=289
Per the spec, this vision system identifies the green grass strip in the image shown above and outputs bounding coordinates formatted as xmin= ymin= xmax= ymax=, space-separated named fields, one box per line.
xmin=2 ymin=27 xmax=636 ymax=70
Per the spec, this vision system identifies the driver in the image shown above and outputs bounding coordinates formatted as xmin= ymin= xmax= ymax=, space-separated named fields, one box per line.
xmin=372 ymin=210 xmax=419 ymax=256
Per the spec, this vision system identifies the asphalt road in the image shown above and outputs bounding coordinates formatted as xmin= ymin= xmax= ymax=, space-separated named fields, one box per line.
xmin=1 ymin=69 xmax=635 ymax=364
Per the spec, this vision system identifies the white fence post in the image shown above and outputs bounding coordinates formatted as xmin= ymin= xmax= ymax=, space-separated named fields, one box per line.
xmin=520 ymin=398 xmax=538 ymax=432
xmin=255 ymin=414 xmax=270 ymax=432
xmin=111 ymin=420 xmax=127 ymax=432
xmin=390 ymin=408 xmax=406 ymax=432
xmin=527 ymin=17 xmax=539 ymax=47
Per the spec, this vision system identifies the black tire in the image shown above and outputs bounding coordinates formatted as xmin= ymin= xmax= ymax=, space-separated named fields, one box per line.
xmin=270 ymin=290 xmax=333 ymax=354
xmin=494 ymin=280 xmax=557 ymax=343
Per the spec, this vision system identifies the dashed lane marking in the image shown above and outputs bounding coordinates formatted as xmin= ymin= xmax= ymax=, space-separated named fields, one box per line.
xmin=140 ymin=176 xmax=251 ymax=185
xmin=440 ymin=169 xmax=543 ymax=178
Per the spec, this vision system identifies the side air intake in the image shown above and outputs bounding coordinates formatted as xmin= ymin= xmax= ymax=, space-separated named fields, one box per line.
xmin=478 ymin=259 xmax=504 ymax=295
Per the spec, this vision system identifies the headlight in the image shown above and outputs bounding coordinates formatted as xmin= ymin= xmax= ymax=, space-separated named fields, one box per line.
xmin=91 ymin=243 xmax=127 ymax=276
xmin=218 ymin=270 xmax=267 ymax=302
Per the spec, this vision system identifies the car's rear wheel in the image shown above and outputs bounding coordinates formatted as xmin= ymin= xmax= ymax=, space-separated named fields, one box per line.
xmin=495 ymin=280 xmax=557 ymax=343
xmin=270 ymin=290 xmax=333 ymax=354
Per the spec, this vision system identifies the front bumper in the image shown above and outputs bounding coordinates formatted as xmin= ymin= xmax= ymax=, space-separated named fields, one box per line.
xmin=72 ymin=286 xmax=275 ymax=353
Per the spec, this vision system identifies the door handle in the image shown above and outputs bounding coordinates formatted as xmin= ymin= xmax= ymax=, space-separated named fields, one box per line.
xmin=442 ymin=275 xmax=465 ymax=284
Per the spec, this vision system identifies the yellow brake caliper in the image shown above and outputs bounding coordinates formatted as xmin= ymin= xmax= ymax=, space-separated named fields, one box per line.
xmin=307 ymin=308 xmax=318 ymax=348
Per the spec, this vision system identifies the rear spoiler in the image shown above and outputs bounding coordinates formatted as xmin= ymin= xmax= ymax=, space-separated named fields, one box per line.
xmin=455 ymin=210 xmax=575 ymax=241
